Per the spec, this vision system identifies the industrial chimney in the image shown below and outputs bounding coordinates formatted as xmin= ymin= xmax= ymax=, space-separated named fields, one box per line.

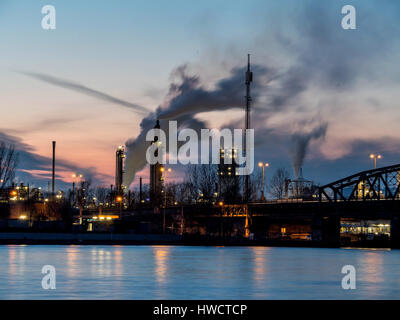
xmin=149 ymin=120 xmax=164 ymax=206
xmin=115 ymin=146 xmax=125 ymax=195
xmin=52 ymin=141 xmax=56 ymax=195
xmin=139 ymin=176 xmax=143 ymax=203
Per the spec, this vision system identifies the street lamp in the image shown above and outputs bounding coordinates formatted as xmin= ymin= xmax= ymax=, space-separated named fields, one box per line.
xmin=258 ymin=162 xmax=270 ymax=201
xmin=116 ymin=195 xmax=123 ymax=217
xmin=369 ymin=154 xmax=382 ymax=169
xmin=160 ymin=167 xmax=172 ymax=234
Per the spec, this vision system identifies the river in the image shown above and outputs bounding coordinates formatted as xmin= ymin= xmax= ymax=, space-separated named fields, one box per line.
xmin=0 ymin=245 xmax=399 ymax=299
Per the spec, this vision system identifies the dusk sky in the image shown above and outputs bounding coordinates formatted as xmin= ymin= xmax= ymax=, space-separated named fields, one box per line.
xmin=1 ymin=0 xmax=400 ymax=190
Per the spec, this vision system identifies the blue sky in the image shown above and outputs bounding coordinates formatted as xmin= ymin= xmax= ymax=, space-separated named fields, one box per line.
xmin=1 ymin=0 xmax=400 ymax=190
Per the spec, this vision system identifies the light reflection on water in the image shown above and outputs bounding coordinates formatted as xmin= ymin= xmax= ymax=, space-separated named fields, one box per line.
xmin=0 ymin=245 xmax=399 ymax=300
xmin=251 ymin=247 xmax=269 ymax=297
xmin=153 ymin=246 xmax=170 ymax=285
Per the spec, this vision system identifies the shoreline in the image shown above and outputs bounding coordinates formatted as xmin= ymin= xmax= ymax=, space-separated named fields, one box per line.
xmin=0 ymin=232 xmax=394 ymax=249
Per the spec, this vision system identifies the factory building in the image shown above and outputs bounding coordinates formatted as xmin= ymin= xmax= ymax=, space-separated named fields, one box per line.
xmin=284 ymin=168 xmax=318 ymax=200
xmin=149 ymin=120 xmax=164 ymax=206
xmin=218 ymin=148 xmax=240 ymax=203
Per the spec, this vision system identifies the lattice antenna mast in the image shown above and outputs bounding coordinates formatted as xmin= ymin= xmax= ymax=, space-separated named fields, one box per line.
xmin=244 ymin=54 xmax=253 ymax=202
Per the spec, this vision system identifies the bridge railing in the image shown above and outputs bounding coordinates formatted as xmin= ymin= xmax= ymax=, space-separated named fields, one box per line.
xmin=251 ymin=198 xmax=319 ymax=205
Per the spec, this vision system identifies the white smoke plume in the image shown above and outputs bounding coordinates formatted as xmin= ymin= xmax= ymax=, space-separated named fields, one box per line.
xmin=17 ymin=63 xmax=327 ymax=187
xmin=290 ymin=122 xmax=328 ymax=178
xmin=18 ymin=71 xmax=150 ymax=115
xmin=124 ymin=63 xmax=310 ymax=187
xmin=123 ymin=65 xmax=257 ymax=186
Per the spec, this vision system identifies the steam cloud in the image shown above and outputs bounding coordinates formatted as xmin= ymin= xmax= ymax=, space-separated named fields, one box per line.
xmin=19 ymin=71 xmax=150 ymax=115
xmin=290 ymin=123 xmax=327 ymax=178
xmin=14 ymin=1 xmax=400 ymax=187
xmin=18 ymin=65 xmax=328 ymax=187
xmin=124 ymin=63 xmax=311 ymax=187
xmin=124 ymin=65 xmax=261 ymax=186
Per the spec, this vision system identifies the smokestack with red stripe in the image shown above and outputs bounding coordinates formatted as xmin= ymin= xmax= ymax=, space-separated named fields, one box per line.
xmin=52 ymin=141 xmax=56 ymax=195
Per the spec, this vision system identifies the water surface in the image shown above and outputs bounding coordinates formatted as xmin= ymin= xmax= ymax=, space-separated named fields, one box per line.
xmin=0 ymin=245 xmax=399 ymax=299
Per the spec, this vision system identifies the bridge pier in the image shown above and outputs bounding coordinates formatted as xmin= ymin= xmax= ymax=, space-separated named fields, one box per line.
xmin=312 ymin=216 xmax=340 ymax=247
xmin=390 ymin=217 xmax=400 ymax=248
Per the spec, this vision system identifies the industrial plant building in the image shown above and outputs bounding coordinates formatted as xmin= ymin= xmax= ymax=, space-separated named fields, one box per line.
xmin=149 ymin=120 xmax=164 ymax=207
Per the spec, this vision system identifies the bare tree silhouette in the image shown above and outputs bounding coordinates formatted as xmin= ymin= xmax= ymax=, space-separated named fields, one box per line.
xmin=0 ymin=142 xmax=18 ymax=190
xmin=269 ymin=168 xmax=291 ymax=200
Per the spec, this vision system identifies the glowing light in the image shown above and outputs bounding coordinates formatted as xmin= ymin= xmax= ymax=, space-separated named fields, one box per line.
xmin=258 ymin=162 xmax=270 ymax=167
xmin=95 ymin=215 xmax=119 ymax=221
xmin=370 ymin=154 xmax=382 ymax=160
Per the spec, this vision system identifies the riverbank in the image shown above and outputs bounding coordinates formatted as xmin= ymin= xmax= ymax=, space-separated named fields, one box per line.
xmin=0 ymin=232 xmax=393 ymax=248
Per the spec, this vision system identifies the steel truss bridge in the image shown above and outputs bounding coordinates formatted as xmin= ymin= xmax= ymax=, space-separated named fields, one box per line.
xmin=318 ymin=164 xmax=400 ymax=203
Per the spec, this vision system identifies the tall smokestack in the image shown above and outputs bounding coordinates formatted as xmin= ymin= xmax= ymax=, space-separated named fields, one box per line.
xmin=149 ymin=120 xmax=163 ymax=206
xmin=115 ymin=146 xmax=125 ymax=195
xmin=139 ymin=177 xmax=143 ymax=203
xmin=52 ymin=141 xmax=56 ymax=195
